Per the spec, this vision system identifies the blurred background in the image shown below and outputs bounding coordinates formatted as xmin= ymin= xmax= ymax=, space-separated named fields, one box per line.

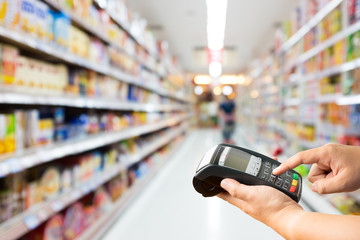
xmin=0 ymin=0 xmax=359 ymax=239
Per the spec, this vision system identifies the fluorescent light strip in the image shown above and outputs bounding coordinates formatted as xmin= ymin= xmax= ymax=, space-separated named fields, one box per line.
xmin=206 ymin=0 xmax=228 ymax=50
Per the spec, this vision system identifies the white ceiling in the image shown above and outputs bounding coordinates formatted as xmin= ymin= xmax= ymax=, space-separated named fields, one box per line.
xmin=127 ymin=0 xmax=299 ymax=75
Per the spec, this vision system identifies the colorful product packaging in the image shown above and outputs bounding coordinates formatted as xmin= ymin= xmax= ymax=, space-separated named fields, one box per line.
xmin=20 ymin=0 xmax=37 ymax=36
xmin=64 ymin=203 xmax=84 ymax=240
xmin=2 ymin=45 xmax=18 ymax=85
xmin=41 ymin=167 xmax=60 ymax=200
xmin=25 ymin=109 xmax=39 ymax=147
xmin=4 ymin=113 xmax=15 ymax=153
xmin=5 ymin=0 xmax=21 ymax=31
xmin=52 ymin=11 xmax=70 ymax=50
xmin=34 ymin=0 xmax=48 ymax=40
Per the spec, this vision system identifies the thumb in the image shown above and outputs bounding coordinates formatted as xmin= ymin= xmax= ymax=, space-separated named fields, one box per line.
xmin=312 ymin=177 xmax=342 ymax=194
xmin=221 ymin=179 xmax=250 ymax=200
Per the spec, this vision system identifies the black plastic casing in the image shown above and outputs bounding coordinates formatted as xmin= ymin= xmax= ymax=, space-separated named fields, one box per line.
xmin=193 ymin=144 xmax=302 ymax=202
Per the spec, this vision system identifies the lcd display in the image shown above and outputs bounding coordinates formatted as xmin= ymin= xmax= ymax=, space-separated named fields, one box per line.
xmin=224 ymin=148 xmax=251 ymax=171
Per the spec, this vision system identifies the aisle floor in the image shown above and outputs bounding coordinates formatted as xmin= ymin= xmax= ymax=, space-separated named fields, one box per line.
xmin=103 ymin=129 xmax=284 ymax=240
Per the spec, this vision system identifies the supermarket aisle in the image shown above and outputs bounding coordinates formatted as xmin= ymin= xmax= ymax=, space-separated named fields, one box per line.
xmin=103 ymin=129 xmax=284 ymax=240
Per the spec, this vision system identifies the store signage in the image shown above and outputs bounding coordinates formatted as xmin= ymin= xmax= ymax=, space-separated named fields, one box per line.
xmin=207 ymin=48 xmax=223 ymax=64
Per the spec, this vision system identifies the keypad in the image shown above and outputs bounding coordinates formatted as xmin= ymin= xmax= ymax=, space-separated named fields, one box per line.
xmin=275 ymin=177 xmax=283 ymax=187
xmin=260 ymin=162 xmax=300 ymax=195
xmin=260 ymin=173 xmax=268 ymax=180
xmin=281 ymin=171 xmax=300 ymax=194
xmin=268 ymin=174 xmax=276 ymax=184
xmin=282 ymin=180 xmax=290 ymax=190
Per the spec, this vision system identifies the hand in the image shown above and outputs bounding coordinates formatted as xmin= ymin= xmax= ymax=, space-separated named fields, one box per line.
xmin=273 ymin=143 xmax=360 ymax=194
xmin=217 ymin=157 xmax=303 ymax=227
xmin=217 ymin=179 xmax=303 ymax=226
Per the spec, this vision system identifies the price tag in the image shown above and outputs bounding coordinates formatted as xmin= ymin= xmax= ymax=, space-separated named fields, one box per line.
xmin=81 ymin=184 xmax=90 ymax=195
xmin=71 ymin=190 xmax=81 ymax=201
xmin=20 ymin=155 xmax=38 ymax=169
xmin=23 ymin=214 xmax=40 ymax=230
xmin=37 ymin=150 xmax=50 ymax=162
xmin=51 ymin=201 xmax=63 ymax=212
xmin=37 ymin=209 xmax=49 ymax=222
xmin=0 ymin=162 xmax=10 ymax=177
xmin=8 ymin=159 xmax=22 ymax=173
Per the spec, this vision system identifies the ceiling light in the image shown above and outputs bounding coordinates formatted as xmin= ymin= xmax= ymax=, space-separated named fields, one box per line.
xmin=222 ymin=85 xmax=233 ymax=96
xmin=213 ymin=86 xmax=222 ymax=95
xmin=220 ymin=75 xmax=247 ymax=85
xmin=206 ymin=0 xmax=228 ymax=50
xmin=194 ymin=75 xmax=212 ymax=85
xmin=209 ymin=61 xmax=222 ymax=78
xmin=250 ymin=90 xmax=259 ymax=99
xmin=238 ymin=75 xmax=246 ymax=85
xmin=194 ymin=86 xmax=204 ymax=95
xmin=264 ymin=75 xmax=273 ymax=83
xmin=228 ymin=92 xmax=236 ymax=100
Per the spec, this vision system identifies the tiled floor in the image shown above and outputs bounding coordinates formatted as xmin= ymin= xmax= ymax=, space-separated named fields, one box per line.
xmin=103 ymin=129 xmax=285 ymax=240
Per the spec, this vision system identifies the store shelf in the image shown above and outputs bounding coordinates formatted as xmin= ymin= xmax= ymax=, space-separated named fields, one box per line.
xmin=43 ymin=0 xmax=161 ymax=75
xmin=0 ymin=90 xmax=187 ymax=112
xmin=317 ymin=94 xmax=343 ymax=103
xmin=0 ymin=114 xmax=191 ymax=178
xmin=251 ymin=57 xmax=273 ymax=79
xmin=76 ymin=136 xmax=184 ymax=240
xmin=337 ymin=94 xmax=360 ymax=105
xmin=105 ymin=8 xmax=158 ymax=59
xmin=0 ymin=125 xmax=187 ymax=240
xmin=284 ymin=98 xmax=301 ymax=107
xmin=279 ymin=0 xmax=343 ymax=53
xmin=0 ymin=26 xmax=189 ymax=103
xmin=286 ymin=18 xmax=360 ymax=71
xmin=302 ymin=181 xmax=342 ymax=215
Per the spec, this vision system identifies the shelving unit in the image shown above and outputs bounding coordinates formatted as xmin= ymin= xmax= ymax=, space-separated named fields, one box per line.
xmin=0 ymin=124 xmax=187 ymax=240
xmin=76 ymin=130 xmax=185 ymax=240
xmin=0 ymin=0 xmax=193 ymax=239
xmin=239 ymin=0 xmax=360 ymax=215
xmin=0 ymin=114 xmax=190 ymax=178
xmin=0 ymin=90 xmax=188 ymax=112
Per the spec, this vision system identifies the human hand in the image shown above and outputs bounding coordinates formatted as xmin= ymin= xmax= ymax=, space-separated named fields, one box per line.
xmin=217 ymin=157 xmax=303 ymax=227
xmin=273 ymin=143 xmax=360 ymax=194
xmin=217 ymin=179 xmax=303 ymax=226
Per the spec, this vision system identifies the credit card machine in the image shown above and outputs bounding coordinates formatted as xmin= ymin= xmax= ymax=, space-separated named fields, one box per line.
xmin=193 ymin=144 xmax=302 ymax=202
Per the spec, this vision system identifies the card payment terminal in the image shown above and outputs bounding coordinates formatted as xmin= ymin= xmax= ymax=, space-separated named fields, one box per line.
xmin=193 ymin=144 xmax=302 ymax=202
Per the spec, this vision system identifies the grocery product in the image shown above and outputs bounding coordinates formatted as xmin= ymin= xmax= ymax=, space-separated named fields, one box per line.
xmin=0 ymin=173 xmax=24 ymax=224
xmin=28 ymin=214 xmax=64 ymax=240
xmin=63 ymin=203 xmax=84 ymax=240
xmin=52 ymin=11 xmax=70 ymax=50
xmin=41 ymin=167 xmax=61 ymax=200
xmin=93 ymin=187 xmax=112 ymax=217
xmin=20 ymin=0 xmax=37 ymax=36
xmin=5 ymin=0 xmax=21 ymax=31
xmin=2 ymin=44 xmax=18 ymax=84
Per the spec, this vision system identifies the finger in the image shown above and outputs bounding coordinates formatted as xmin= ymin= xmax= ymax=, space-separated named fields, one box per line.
xmin=272 ymin=157 xmax=278 ymax=161
xmin=220 ymin=178 xmax=251 ymax=201
xmin=273 ymin=147 xmax=326 ymax=175
xmin=307 ymin=164 xmax=330 ymax=183
xmin=217 ymin=192 xmax=247 ymax=209
xmin=312 ymin=175 xmax=343 ymax=194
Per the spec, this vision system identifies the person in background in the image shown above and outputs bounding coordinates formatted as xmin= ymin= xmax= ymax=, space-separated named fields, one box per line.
xmin=217 ymin=143 xmax=360 ymax=239
xmin=219 ymin=95 xmax=236 ymax=144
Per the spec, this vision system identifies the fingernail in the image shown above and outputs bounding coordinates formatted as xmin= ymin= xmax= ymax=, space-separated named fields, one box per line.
xmin=272 ymin=167 xmax=279 ymax=174
xmin=221 ymin=179 xmax=231 ymax=189
xmin=312 ymin=183 xmax=317 ymax=192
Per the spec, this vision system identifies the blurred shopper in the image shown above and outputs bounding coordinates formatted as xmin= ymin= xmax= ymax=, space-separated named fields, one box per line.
xmin=219 ymin=95 xmax=236 ymax=144
xmin=218 ymin=143 xmax=360 ymax=239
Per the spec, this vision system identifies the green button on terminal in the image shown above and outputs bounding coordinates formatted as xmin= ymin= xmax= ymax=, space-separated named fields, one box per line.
xmin=293 ymin=173 xmax=298 ymax=180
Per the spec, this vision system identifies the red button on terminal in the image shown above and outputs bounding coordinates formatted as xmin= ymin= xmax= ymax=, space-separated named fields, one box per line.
xmin=290 ymin=186 xmax=296 ymax=193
